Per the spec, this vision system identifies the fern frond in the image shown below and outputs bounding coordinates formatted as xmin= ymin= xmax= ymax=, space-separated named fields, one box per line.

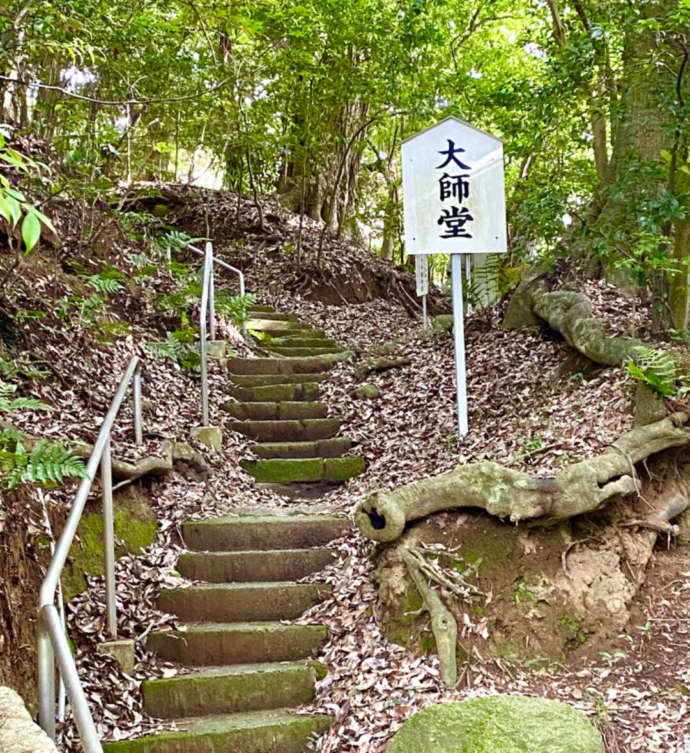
xmin=627 ymin=345 xmax=677 ymax=397
xmin=0 ymin=432 xmax=87 ymax=489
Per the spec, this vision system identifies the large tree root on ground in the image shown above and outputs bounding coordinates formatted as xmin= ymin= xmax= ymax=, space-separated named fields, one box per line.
xmin=503 ymin=267 xmax=641 ymax=366
xmin=356 ymin=413 xmax=690 ymax=542
xmin=401 ymin=547 xmax=458 ymax=688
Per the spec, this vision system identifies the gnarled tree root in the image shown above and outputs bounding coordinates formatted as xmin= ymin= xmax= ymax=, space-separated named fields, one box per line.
xmin=503 ymin=267 xmax=642 ymax=366
xmin=356 ymin=413 xmax=690 ymax=542
xmin=401 ymin=547 xmax=457 ymax=688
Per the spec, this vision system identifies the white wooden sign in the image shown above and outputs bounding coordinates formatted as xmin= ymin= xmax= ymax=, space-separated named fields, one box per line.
xmin=401 ymin=116 xmax=507 ymax=256
xmin=401 ymin=116 xmax=507 ymax=439
xmin=415 ymin=254 xmax=429 ymax=296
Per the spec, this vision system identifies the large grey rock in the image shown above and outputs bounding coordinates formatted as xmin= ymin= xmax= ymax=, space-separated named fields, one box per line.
xmin=388 ymin=695 xmax=603 ymax=753
xmin=0 ymin=686 xmax=58 ymax=753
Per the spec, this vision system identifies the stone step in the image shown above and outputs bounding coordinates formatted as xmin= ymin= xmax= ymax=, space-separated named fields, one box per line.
xmin=268 ymin=337 xmax=337 ymax=348
xmin=228 ymin=418 xmax=341 ymax=442
xmin=250 ymin=437 xmax=351 ymax=459
xmin=245 ymin=312 xmax=298 ymax=321
xmin=228 ymin=355 xmax=345 ymax=375
xmin=241 ymin=456 xmax=365 ymax=484
xmin=142 ymin=662 xmax=316 ymax=718
xmin=183 ymin=514 xmax=348 ymax=551
xmin=178 ymin=548 xmax=337 ymax=582
xmin=159 ymin=582 xmax=331 ymax=622
xmin=222 ymin=401 xmax=328 ymax=421
xmin=228 ymin=373 xmax=327 ymax=387
xmin=228 ymin=383 xmax=321 ymax=403
xmin=267 ymin=346 xmax=346 ymax=357
xmin=245 ymin=319 xmax=302 ymax=333
xmin=247 ymin=305 xmax=275 ymax=313
xmin=102 ymin=709 xmax=332 ymax=753
xmin=148 ymin=622 xmax=328 ymax=665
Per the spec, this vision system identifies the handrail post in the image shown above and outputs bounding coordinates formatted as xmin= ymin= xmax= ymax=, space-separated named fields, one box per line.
xmin=208 ymin=242 xmax=216 ymax=341
xmin=38 ymin=620 xmax=56 ymax=739
xmin=101 ymin=435 xmax=117 ymax=639
xmin=200 ymin=244 xmax=211 ymax=425
xmin=133 ymin=367 xmax=143 ymax=446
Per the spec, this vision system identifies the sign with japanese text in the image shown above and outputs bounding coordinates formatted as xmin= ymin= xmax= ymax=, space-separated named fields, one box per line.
xmin=415 ymin=254 xmax=429 ymax=296
xmin=401 ymin=116 xmax=507 ymax=255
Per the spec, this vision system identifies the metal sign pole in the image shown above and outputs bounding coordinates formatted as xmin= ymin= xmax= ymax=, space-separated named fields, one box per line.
xmin=465 ymin=254 xmax=472 ymax=314
xmin=451 ymin=253 xmax=468 ymax=437
xmin=422 ymin=294 xmax=428 ymax=328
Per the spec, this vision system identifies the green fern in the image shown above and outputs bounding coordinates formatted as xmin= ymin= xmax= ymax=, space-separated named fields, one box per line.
xmin=0 ymin=381 xmax=51 ymax=413
xmin=215 ymin=292 xmax=256 ymax=326
xmin=627 ymin=345 xmax=677 ymax=397
xmin=0 ymin=429 xmax=87 ymax=489
xmin=83 ymin=267 xmax=125 ymax=294
xmin=142 ymin=331 xmax=201 ymax=371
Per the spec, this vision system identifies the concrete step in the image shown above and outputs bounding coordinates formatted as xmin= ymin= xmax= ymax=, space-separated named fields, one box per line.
xmin=142 ymin=662 xmax=316 ymax=718
xmin=228 ymin=383 xmax=321 ymax=403
xmin=178 ymin=548 xmax=337 ymax=582
xmin=182 ymin=514 xmax=348 ymax=551
xmin=228 ymin=418 xmax=341 ymax=442
xmin=102 ymin=709 xmax=332 ymax=753
xmin=241 ymin=456 xmax=365 ymax=484
xmin=267 ymin=346 xmax=347 ymax=357
xmin=227 ymin=355 xmax=345 ymax=375
xmin=250 ymin=438 xmax=351 ymax=459
xmin=159 ymin=582 xmax=331 ymax=622
xmin=222 ymin=401 xmax=328 ymax=421
xmin=228 ymin=373 xmax=327 ymax=387
xmin=148 ymin=622 xmax=328 ymax=665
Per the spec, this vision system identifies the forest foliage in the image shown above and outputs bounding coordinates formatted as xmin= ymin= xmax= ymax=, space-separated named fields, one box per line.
xmin=0 ymin=0 xmax=689 ymax=314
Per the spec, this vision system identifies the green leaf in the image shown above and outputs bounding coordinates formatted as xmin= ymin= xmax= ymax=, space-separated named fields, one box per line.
xmin=0 ymin=195 xmax=12 ymax=224
xmin=22 ymin=211 xmax=42 ymax=253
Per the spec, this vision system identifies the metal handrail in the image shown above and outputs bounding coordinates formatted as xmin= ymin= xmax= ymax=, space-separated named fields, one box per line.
xmin=38 ymin=356 xmax=143 ymax=751
xmin=199 ymin=242 xmax=212 ymax=426
xmin=183 ymin=242 xmax=246 ymax=299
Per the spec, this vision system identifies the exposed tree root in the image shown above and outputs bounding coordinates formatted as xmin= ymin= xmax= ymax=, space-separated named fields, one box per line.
xmin=401 ymin=546 xmax=457 ymax=688
xmin=356 ymin=413 xmax=690 ymax=542
xmin=1 ymin=423 xmax=209 ymax=483
xmin=503 ymin=267 xmax=641 ymax=366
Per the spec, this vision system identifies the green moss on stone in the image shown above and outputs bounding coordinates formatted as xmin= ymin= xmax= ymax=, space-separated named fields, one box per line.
xmin=241 ymin=458 xmax=324 ymax=483
xmin=63 ymin=488 xmax=157 ymax=600
xmin=324 ymin=456 xmax=365 ymax=482
xmin=387 ymin=696 xmax=604 ymax=753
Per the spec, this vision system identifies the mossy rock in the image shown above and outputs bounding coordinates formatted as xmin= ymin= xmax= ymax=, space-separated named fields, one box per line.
xmin=432 ymin=314 xmax=454 ymax=333
xmin=352 ymin=383 xmax=381 ymax=399
xmin=63 ymin=485 xmax=157 ymax=600
xmin=387 ymin=696 xmax=604 ymax=753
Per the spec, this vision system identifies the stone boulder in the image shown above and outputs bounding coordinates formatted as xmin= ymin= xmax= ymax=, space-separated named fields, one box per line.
xmin=387 ymin=695 xmax=603 ymax=753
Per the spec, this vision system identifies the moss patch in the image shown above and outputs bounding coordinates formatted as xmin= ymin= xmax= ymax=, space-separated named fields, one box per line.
xmin=388 ymin=696 xmax=603 ymax=753
xmin=63 ymin=485 xmax=157 ymax=600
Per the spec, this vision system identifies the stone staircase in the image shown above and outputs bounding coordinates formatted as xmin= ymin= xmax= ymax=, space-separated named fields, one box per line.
xmin=103 ymin=514 xmax=346 ymax=753
xmin=225 ymin=306 xmax=365 ymax=491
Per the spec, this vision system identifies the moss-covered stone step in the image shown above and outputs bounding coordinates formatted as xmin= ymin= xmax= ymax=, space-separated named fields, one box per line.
xmin=178 ymin=548 xmax=337 ymax=582
xmin=228 ymin=355 xmax=345 ymax=375
xmin=102 ymin=709 xmax=332 ymax=753
xmin=183 ymin=514 xmax=348 ymax=551
xmin=142 ymin=662 xmax=317 ymax=718
xmin=228 ymin=373 xmax=327 ymax=387
xmin=148 ymin=622 xmax=328 ymax=665
xmin=241 ymin=456 xmax=365 ymax=484
xmin=222 ymin=401 xmax=328 ymax=421
xmin=228 ymin=418 xmax=341 ymax=442
xmin=266 ymin=346 xmax=347 ymax=357
xmin=245 ymin=312 xmax=298 ymax=322
xmin=245 ymin=319 xmax=302 ymax=333
xmin=268 ymin=337 xmax=337 ymax=348
xmin=247 ymin=305 xmax=275 ymax=313
xmin=228 ymin=383 xmax=321 ymax=403
xmin=159 ymin=582 xmax=331 ymax=622
xmin=250 ymin=437 xmax=351 ymax=459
